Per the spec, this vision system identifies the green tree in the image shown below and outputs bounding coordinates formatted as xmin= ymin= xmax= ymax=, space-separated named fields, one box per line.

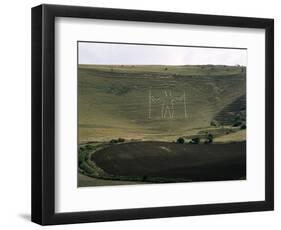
xmin=190 ymin=137 xmax=200 ymax=144
xmin=177 ymin=137 xmax=185 ymax=144
xmin=205 ymin=133 xmax=213 ymax=144
xmin=118 ymin=138 xmax=125 ymax=143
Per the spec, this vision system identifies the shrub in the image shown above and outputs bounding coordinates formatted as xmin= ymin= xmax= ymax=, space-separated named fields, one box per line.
xmin=233 ymin=114 xmax=244 ymax=127
xmin=110 ymin=138 xmax=125 ymax=143
xmin=118 ymin=138 xmax=125 ymax=143
xmin=78 ymin=151 xmax=87 ymax=164
xmin=79 ymin=162 xmax=94 ymax=174
xmin=110 ymin=139 xmax=118 ymax=144
xmin=232 ymin=121 xmax=242 ymax=127
xmin=204 ymin=133 xmax=213 ymax=144
xmin=190 ymin=137 xmax=200 ymax=144
xmin=207 ymin=133 xmax=213 ymax=140
xmin=240 ymin=124 xmax=246 ymax=129
xmin=85 ymin=144 xmax=94 ymax=150
xmin=176 ymin=137 xmax=185 ymax=144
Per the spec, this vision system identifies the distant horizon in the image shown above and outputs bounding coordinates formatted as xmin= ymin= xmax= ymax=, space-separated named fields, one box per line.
xmin=78 ymin=42 xmax=247 ymax=66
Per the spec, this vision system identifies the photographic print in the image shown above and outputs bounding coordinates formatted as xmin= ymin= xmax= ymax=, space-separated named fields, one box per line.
xmin=78 ymin=42 xmax=247 ymax=187
xmin=32 ymin=5 xmax=274 ymax=224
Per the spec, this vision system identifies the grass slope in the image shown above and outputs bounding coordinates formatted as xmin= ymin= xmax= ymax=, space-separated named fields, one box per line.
xmin=78 ymin=64 xmax=246 ymax=142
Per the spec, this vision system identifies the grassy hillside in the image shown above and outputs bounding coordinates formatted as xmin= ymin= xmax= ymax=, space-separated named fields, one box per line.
xmin=212 ymin=94 xmax=246 ymax=126
xmin=78 ymin=64 xmax=246 ymax=142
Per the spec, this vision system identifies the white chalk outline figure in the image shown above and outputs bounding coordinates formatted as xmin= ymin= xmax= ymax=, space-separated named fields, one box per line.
xmin=148 ymin=88 xmax=187 ymax=119
xmin=161 ymin=90 xmax=174 ymax=119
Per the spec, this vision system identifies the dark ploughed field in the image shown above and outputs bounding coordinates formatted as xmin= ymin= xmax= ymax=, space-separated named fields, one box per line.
xmin=91 ymin=141 xmax=246 ymax=182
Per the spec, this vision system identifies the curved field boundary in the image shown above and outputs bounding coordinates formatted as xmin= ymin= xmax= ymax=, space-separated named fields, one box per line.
xmin=79 ymin=142 xmax=193 ymax=183
xmin=79 ymin=141 xmax=246 ymax=184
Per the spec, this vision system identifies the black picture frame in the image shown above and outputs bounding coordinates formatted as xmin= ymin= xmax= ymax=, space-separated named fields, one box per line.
xmin=31 ymin=4 xmax=274 ymax=225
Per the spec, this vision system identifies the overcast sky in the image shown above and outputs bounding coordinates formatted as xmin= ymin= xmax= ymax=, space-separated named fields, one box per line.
xmin=78 ymin=42 xmax=247 ymax=66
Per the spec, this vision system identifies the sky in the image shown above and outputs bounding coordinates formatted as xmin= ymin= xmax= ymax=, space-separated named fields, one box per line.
xmin=78 ymin=42 xmax=247 ymax=66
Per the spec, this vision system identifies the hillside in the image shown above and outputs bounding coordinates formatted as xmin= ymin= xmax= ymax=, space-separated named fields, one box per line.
xmin=212 ymin=94 xmax=246 ymax=126
xmin=78 ymin=64 xmax=246 ymax=142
